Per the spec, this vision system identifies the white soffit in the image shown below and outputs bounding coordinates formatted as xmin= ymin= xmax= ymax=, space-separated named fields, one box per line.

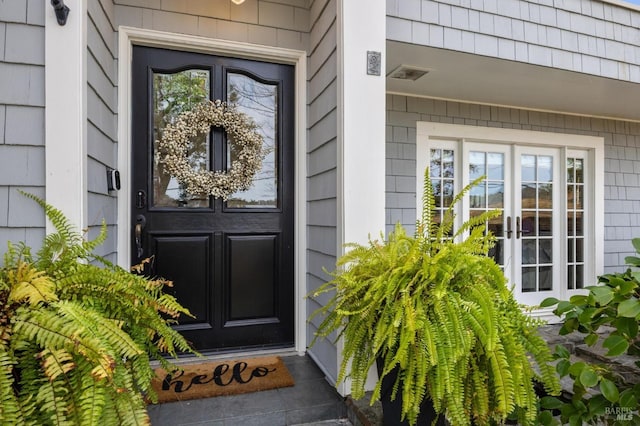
xmin=387 ymin=40 xmax=640 ymax=122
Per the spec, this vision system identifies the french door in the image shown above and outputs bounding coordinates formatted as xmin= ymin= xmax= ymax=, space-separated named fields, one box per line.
xmin=428 ymin=139 xmax=592 ymax=310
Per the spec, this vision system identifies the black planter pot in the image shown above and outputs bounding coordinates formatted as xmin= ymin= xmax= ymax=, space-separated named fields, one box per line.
xmin=376 ymin=358 xmax=446 ymax=426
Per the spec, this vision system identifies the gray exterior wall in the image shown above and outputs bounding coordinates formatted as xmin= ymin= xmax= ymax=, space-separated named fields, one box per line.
xmin=113 ymin=0 xmax=308 ymax=49
xmin=387 ymin=0 xmax=640 ymax=83
xmin=88 ymin=0 xmax=118 ymax=262
xmin=0 ymin=0 xmax=46 ymax=261
xmin=386 ymin=94 xmax=640 ymax=274
xmin=306 ymin=0 xmax=339 ymax=382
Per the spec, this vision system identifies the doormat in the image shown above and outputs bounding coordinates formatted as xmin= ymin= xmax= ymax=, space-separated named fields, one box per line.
xmin=150 ymin=356 xmax=294 ymax=403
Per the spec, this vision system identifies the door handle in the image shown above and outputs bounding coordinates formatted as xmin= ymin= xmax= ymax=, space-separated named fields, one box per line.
xmin=134 ymin=214 xmax=146 ymax=258
xmin=516 ymin=216 xmax=532 ymax=239
xmin=506 ymin=216 xmax=512 ymax=239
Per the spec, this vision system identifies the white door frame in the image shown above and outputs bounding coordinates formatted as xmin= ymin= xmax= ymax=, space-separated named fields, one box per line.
xmin=117 ymin=27 xmax=308 ymax=354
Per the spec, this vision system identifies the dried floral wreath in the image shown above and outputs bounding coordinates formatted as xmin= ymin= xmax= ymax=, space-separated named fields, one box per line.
xmin=157 ymin=100 xmax=264 ymax=201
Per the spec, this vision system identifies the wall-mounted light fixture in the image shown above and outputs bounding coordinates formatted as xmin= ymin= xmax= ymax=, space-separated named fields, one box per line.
xmin=51 ymin=0 xmax=70 ymax=26
xmin=231 ymin=0 xmax=246 ymax=4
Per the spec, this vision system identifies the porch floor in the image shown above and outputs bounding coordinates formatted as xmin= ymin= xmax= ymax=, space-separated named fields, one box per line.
xmin=147 ymin=354 xmax=351 ymax=426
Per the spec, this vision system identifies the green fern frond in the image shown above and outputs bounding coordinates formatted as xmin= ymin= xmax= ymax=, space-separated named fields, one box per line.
xmin=488 ymin=342 xmax=515 ymax=416
xmin=77 ymin=375 xmax=107 ymax=426
xmin=82 ymin=220 xmax=108 ymax=254
xmin=0 ymin=352 xmax=25 ymax=426
xmin=40 ymin=348 xmax=76 ymax=382
xmin=56 ymin=302 xmax=144 ymax=361
xmin=419 ymin=167 xmax=436 ymax=236
xmin=37 ymin=378 xmax=76 ymax=426
xmin=9 ymin=271 xmax=57 ymax=307
xmin=19 ymin=192 xmax=80 ymax=249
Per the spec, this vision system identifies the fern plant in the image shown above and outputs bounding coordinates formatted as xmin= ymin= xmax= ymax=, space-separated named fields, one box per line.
xmin=0 ymin=193 xmax=195 ymax=425
xmin=310 ymin=169 xmax=561 ymax=426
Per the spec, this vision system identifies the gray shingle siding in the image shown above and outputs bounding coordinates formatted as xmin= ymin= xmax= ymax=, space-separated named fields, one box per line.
xmin=387 ymin=0 xmax=640 ymax=83
xmin=306 ymin=0 xmax=338 ymax=382
xmin=87 ymin=0 xmax=118 ymax=262
xmin=113 ymin=0 xmax=309 ymax=51
xmin=386 ymin=94 xmax=640 ymax=274
xmin=0 ymin=0 xmax=45 ymax=262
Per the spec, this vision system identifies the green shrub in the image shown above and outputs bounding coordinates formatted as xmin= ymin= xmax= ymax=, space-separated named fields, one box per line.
xmin=540 ymin=238 xmax=640 ymax=425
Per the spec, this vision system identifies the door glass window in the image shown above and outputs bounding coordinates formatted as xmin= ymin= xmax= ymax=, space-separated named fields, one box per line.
xmin=153 ymin=69 xmax=211 ymax=208
xmin=226 ymin=73 xmax=278 ymax=208
xmin=567 ymin=157 xmax=585 ymax=289
xmin=520 ymin=154 xmax=554 ymax=293
xmin=429 ymin=148 xmax=455 ymax=228
xmin=469 ymin=151 xmax=505 ymax=266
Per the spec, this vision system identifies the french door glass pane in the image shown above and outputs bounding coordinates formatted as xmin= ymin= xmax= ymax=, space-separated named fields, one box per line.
xmin=469 ymin=150 xmax=505 ymax=268
xmin=539 ymin=266 xmax=553 ymax=291
xmin=430 ymin=149 xmax=455 ymax=226
xmin=567 ymin=157 xmax=585 ymax=289
xmin=469 ymin=151 xmax=485 ymax=179
xmin=226 ymin=73 xmax=278 ymax=208
xmin=487 ymin=153 xmax=504 ymax=180
xmin=522 ymin=267 xmax=536 ymax=292
xmin=520 ymin=154 xmax=553 ymax=293
xmin=153 ymin=69 xmax=211 ymax=208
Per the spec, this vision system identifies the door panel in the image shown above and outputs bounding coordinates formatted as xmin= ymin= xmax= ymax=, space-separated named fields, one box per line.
xmin=226 ymin=234 xmax=278 ymax=322
xmin=513 ymin=146 xmax=561 ymax=306
xmin=461 ymin=144 xmax=561 ymax=306
xmin=153 ymin=235 xmax=212 ymax=327
xmin=131 ymin=46 xmax=295 ymax=352
xmin=463 ymin=143 xmax=512 ymax=277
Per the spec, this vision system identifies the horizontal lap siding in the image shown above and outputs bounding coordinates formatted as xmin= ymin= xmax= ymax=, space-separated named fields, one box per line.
xmin=387 ymin=0 xmax=640 ymax=83
xmin=386 ymin=94 xmax=640 ymax=274
xmin=87 ymin=0 xmax=118 ymax=261
xmin=0 ymin=1 xmax=45 ymax=262
xmin=306 ymin=0 xmax=338 ymax=383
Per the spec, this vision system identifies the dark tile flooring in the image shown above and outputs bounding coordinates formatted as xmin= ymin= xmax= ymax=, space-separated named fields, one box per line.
xmin=148 ymin=354 xmax=350 ymax=426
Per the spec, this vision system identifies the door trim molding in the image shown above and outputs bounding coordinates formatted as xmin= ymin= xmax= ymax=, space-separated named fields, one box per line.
xmin=117 ymin=27 xmax=307 ymax=354
xmin=45 ymin=0 xmax=88 ymax=232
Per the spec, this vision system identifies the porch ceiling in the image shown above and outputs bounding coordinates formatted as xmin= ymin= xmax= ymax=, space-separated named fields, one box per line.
xmin=386 ymin=40 xmax=640 ymax=122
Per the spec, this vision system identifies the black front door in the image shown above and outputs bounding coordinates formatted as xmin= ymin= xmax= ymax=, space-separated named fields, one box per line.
xmin=131 ymin=46 xmax=295 ymax=352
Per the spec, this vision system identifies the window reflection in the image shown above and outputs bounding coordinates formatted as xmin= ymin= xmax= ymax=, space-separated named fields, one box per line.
xmin=430 ymin=148 xmax=455 ymax=229
xmin=226 ymin=73 xmax=278 ymax=208
xmin=153 ymin=69 xmax=210 ymax=208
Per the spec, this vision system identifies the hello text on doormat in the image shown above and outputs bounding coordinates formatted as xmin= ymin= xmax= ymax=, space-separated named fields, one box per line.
xmin=151 ymin=356 xmax=295 ymax=403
